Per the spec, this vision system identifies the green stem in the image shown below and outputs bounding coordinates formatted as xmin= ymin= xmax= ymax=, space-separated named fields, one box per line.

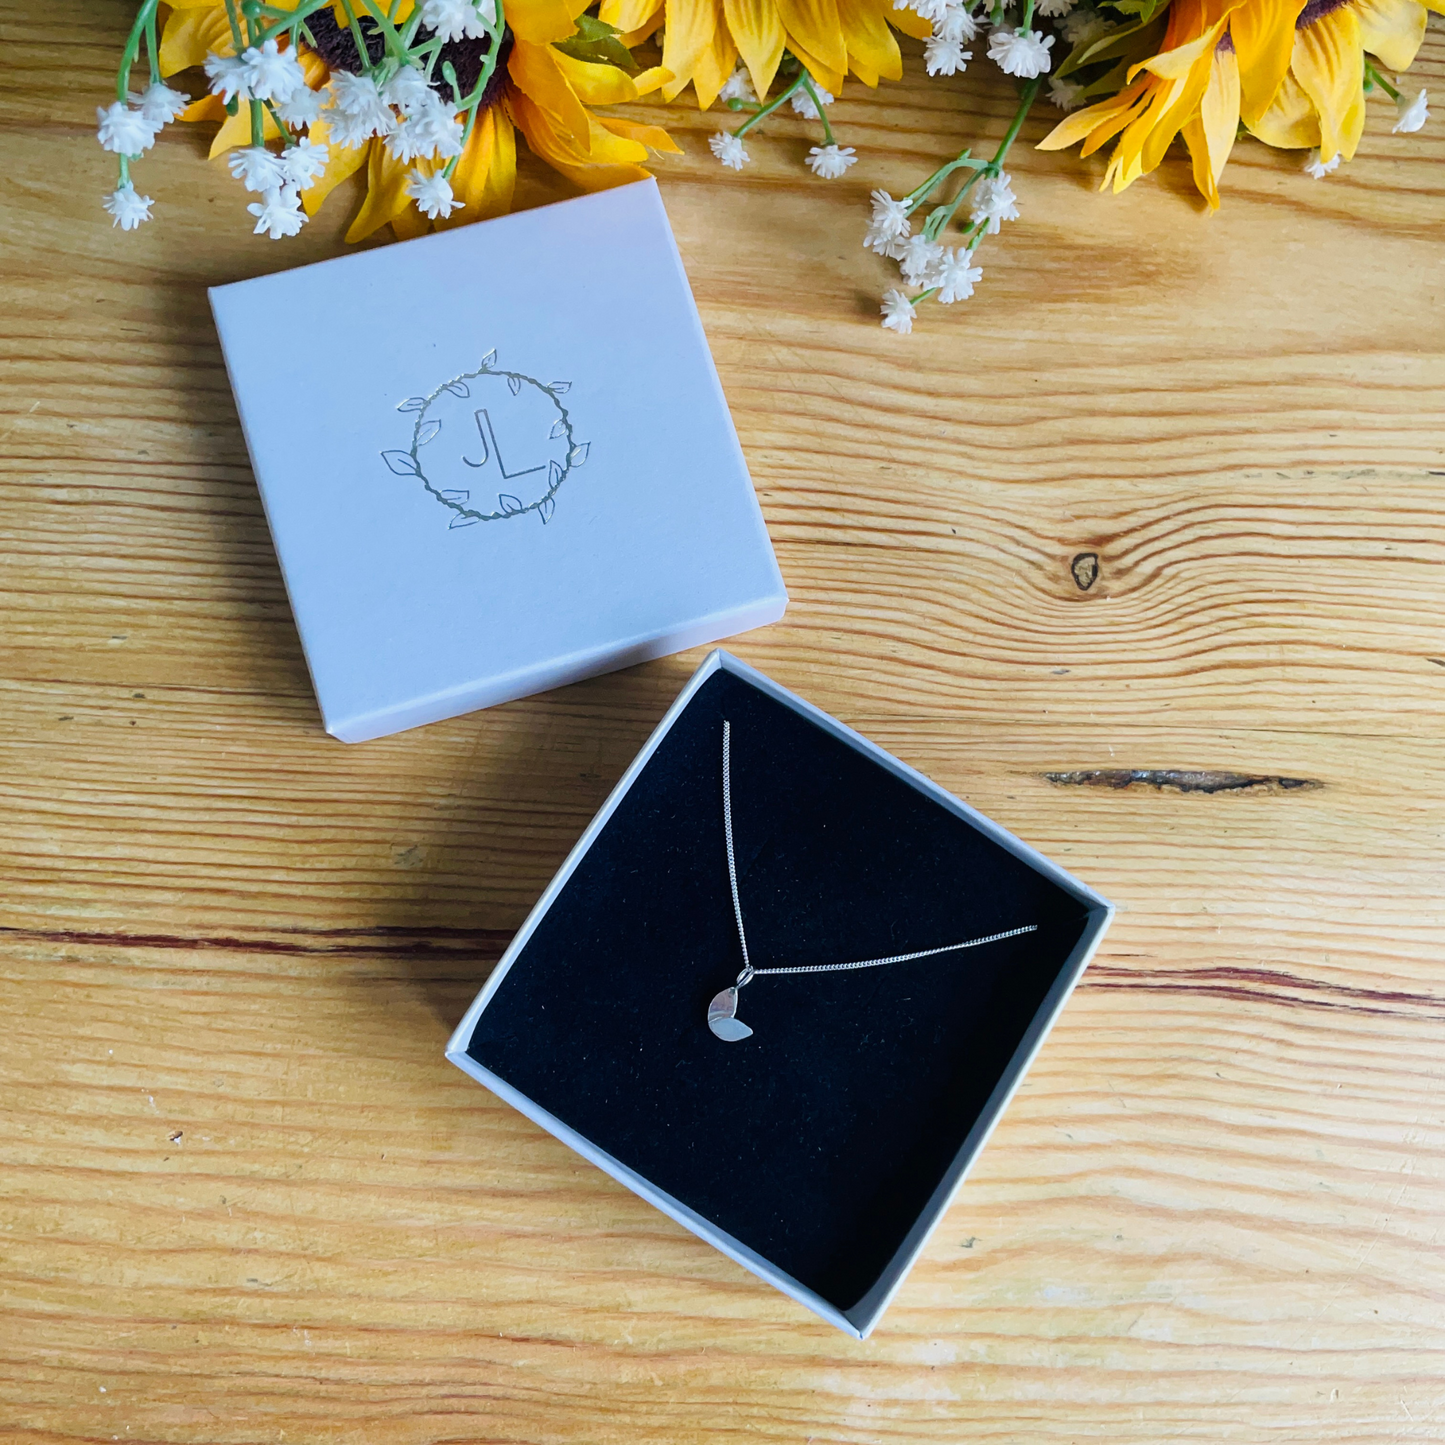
xmin=1364 ymin=59 xmax=1400 ymax=100
xmin=1020 ymin=0 xmax=1035 ymax=29
xmin=222 ymin=0 xmax=247 ymax=53
xmin=915 ymin=76 xmax=1040 ymax=301
xmin=735 ymin=67 xmax=809 ymax=137
xmin=249 ymin=97 xmax=265 ymax=144
xmin=798 ymin=72 xmax=834 ymax=145
xmin=904 ymin=152 xmax=985 ymax=211
xmin=336 ymin=0 xmax=375 ymax=72
xmin=115 ymin=0 xmax=161 ymax=103
xmin=144 ymin=6 xmax=160 ymax=85
xmin=443 ymin=101 xmax=483 ymax=180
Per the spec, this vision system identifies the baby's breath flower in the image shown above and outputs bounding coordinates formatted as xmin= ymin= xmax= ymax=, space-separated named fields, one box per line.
xmin=969 ymin=170 xmax=1019 ymax=232
xmin=241 ymin=38 xmax=306 ymax=102
xmin=96 ymin=100 xmax=156 ymax=155
xmin=384 ymin=65 xmax=434 ymax=111
xmin=227 ymin=145 xmax=287 ymax=193
xmin=421 ymin=0 xmax=496 ymax=42
xmin=1048 ymin=76 xmax=1084 ymax=110
xmin=277 ymin=86 xmax=324 ymax=128
xmin=791 ymin=85 xmax=833 ymax=119
xmin=806 ymin=143 xmax=856 ymax=178
xmin=898 ymin=233 xmax=944 ymax=284
xmin=136 ymin=82 xmax=189 ymax=127
xmin=387 ymin=95 xmax=464 ymax=161
xmin=864 ymin=189 xmax=912 ymax=253
xmin=880 ymin=288 xmax=917 ymax=334
xmin=709 ymin=131 xmax=750 ymax=169
xmin=1392 ymin=87 xmax=1428 ymax=133
xmin=1060 ymin=8 xmax=1111 ymax=44
xmin=247 ymin=184 xmax=307 ymax=239
xmin=280 ymin=136 xmax=329 ymax=189
xmin=895 ymin=0 xmax=951 ymax=23
xmin=933 ymin=246 xmax=982 ymax=302
xmin=925 ymin=36 xmax=972 ymax=75
xmin=322 ymin=73 xmax=396 ymax=145
xmin=102 ymin=181 xmax=154 ymax=230
xmin=406 ymin=168 xmax=464 ymax=218
xmin=936 ymin=3 xmax=979 ymax=44
xmin=204 ymin=52 xmax=251 ymax=104
xmin=718 ymin=66 xmax=758 ymax=104
xmin=1303 ymin=147 xmax=1340 ymax=178
xmin=988 ymin=25 xmax=1054 ymax=77
xmin=1036 ymin=0 xmax=1077 ymax=16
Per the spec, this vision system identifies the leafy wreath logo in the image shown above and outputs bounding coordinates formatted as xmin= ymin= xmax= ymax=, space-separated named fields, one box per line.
xmin=381 ymin=348 xmax=590 ymax=530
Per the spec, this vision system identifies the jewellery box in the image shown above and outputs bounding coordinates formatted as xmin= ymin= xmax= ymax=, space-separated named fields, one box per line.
xmin=209 ymin=181 xmax=786 ymax=742
xmin=447 ymin=651 xmax=1114 ymax=1337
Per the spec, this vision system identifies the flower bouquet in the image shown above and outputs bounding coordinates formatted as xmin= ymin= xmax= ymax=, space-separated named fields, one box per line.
xmin=99 ymin=0 xmax=1437 ymax=331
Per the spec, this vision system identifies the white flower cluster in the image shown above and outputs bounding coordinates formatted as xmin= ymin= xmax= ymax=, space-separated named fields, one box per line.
xmin=203 ymin=38 xmax=308 ymax=106
xmin=708 ymin=68 xmax=855 ymax=180
xmin=987 ymin=25 xmax=1055 ymax=78
xmin=895 ymin=0 xmax=978 ymax=78
xmin=421 ymin=0 xmax=498 ymax=42
xmin=1392 ymin=86 xmax=1429 ymax=134
xmin=96 ymin=82 xmax=190 ymax=229
xmin=866 ymin=170 xmax=1019 ymax=332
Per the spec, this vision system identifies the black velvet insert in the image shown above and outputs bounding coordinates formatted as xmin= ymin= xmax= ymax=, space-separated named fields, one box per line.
xmin=467 ymin=670 xmax=1089 ymax=1311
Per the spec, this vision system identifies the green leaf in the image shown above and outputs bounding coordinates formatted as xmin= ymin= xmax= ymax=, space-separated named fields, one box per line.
xmin=1101 ymin=0 xmax=1170 ymax=22
xmin=1056 ymin=13 xmax=1167 ymax=78
xmin=554 ymin=15 xmax=639 ymax=74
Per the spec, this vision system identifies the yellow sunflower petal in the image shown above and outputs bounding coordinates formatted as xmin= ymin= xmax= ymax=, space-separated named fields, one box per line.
xmin=446 ymin=103 xmax=517 ymax=225
xmin=506 ymin=0 xmax=583 ymax=44
xmin=508 ymin=38 xmax=593 ymax=148
xmin=599 ymin=0 xmax=664 ymax=28
xmin=181 ymin=93 xmax=227 ymax=123
xmin=1181 ymin=115 xmax=1220 ymax=207
xmin=1247 ymin=65 xmax=1322 ymax=146
xmin=160 ymin=4 xmax=234 ymax=72
xmin=344 ymin=144 xmax=413 ymax=243
xmin=661 ymin=0 xmax=720 ymax=100
xmin=837 ymin=0 xmax=904 ymax=85
xmin=1230 ymin=0 xmax=1308 ymax=123
xmin=1183 ymin=42 xmax=1240 ymax=205
xmin=509 ymin=88 xmax=653 ymax=188
xmin=598 ymin=114 xmax=686 ymax=152
xmin=1291 ymin=4 xmax=1365 ymax=160
xmin=776 ymin=0 xmax=849 ymax=90
xmin=551 ymin=48 xmax=643 ymax=103
xmin=299 ymin=121 xmax=369 ymax=216
xmin=723 ymin=0 xmax=788 ymax=98
xmin=692 ymin=18 xmax=740 ymax=106
xmin=207 ymin=99 xmax=286 ymax=158
xmin=888 ymin=3 xmax=933 ymax=35
xmin=1036 ymin=77 xmax=1148 ymax=150
xmin=392 ymin=199 xmax=431 ymax=241
xmin=619 ymin=15 xmax=666 ymax=42
xmin=631 ymin=64 xmax=673 ymax=91
xmin=1352 ymin=0 xmax=1427 ymax=69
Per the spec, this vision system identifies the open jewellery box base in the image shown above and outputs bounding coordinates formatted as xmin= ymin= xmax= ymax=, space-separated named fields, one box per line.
xmin=446 ymin=651 xmax=1113 ymax=1336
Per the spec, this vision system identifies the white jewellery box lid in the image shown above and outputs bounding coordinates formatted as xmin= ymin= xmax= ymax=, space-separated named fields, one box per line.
xmin=210 ymin=180 xmax=787 ymax=742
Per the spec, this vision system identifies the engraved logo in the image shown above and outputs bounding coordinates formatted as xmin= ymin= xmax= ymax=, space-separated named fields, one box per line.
xmin=381 ymin=349 xmax=590 ymax=529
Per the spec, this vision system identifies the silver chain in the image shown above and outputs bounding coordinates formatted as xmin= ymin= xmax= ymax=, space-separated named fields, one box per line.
xmin=721 ymin=719 xmax=1037 ymax=988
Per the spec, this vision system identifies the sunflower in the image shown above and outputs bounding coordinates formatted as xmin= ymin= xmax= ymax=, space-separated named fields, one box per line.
xmin=158 ymin=0 xmax=679 ymax=241
xmin=597 ymin=0 xmax=932 ymax=108
xmin=1248 ymin=0 xmax=1443 ymax=163
xmin=1038 ymin=0 xmax=1439 ymax=206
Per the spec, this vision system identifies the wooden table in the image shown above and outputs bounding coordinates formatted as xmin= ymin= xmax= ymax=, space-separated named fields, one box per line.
xmin=5 ymin=2 xmax=1444 ymax=1439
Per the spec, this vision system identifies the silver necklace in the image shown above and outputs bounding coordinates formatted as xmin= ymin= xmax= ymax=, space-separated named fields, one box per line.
xmin=706 ymin=720 xmax=1038 ymax=1042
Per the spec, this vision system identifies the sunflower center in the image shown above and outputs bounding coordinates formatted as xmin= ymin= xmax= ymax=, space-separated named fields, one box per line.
xmin=1295 ymin=0 xmax=1353 ymax=27
xmin=303 ymin=8 xmax=512 ymax=110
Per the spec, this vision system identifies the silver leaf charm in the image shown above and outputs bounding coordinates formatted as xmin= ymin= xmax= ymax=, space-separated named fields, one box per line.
xmin=707 ymin=987 xmax=753 ymax=1042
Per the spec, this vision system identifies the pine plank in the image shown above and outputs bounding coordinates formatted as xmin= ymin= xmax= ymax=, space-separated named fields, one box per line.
xmin=2 ymin=0 xmax=1444 ymax=1439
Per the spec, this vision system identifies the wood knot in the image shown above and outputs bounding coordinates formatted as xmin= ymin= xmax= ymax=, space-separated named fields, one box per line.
xmin=1071 ymin=552 xmax=1099 ymax=591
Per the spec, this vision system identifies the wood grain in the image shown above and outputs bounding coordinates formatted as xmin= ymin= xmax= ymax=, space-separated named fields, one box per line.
xmin=3 ymin=0 xmax=1445 ymax=1439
